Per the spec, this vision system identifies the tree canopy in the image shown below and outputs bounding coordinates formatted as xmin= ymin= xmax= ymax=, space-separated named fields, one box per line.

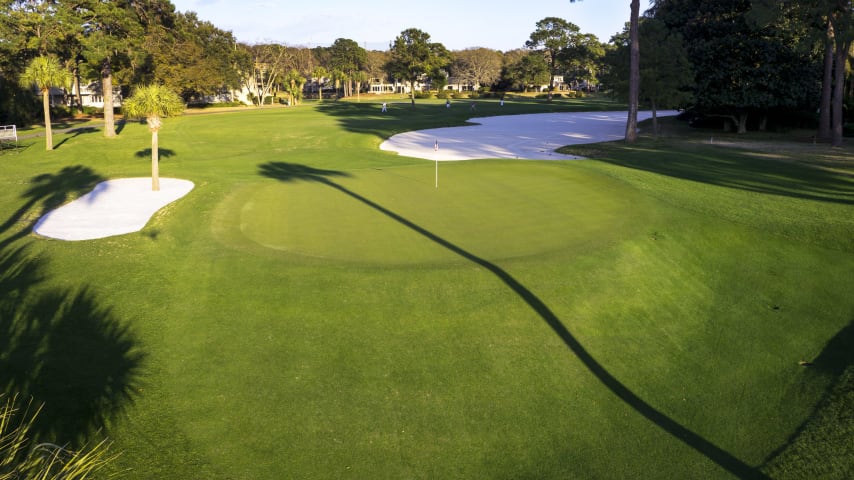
xmin=386 ymin=28 xmax=450 ymax=107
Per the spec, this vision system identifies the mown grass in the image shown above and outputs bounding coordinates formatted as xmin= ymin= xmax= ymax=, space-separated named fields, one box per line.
xmin=0 ymin=98 xmax=851 ymax=479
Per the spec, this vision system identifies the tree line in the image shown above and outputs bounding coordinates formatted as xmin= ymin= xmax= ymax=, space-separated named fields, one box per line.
xmin=610 ymin=0 xmax=853 ymax=145
xmin=2 ymin=0 xmax=853 ymax=145
xmin=0 ymin=2 xmax=615 ymax=120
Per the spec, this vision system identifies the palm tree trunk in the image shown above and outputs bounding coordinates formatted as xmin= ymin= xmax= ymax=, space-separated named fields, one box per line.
xmin=625 ymin=0 xmax=640 ymax=143
xmin=151 ymin=129 xmax=160 ymax=191
xmin=102 ymin=60 xmax=116 ymax=137
xmin=42 ymin=89 xmax=53 ymax=151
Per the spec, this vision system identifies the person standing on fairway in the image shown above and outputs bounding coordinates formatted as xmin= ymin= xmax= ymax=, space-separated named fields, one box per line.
xmin=446 ymin=98 xmax=450 ymax=109
xmin=382 ymin=102 xmax=387 ymax=112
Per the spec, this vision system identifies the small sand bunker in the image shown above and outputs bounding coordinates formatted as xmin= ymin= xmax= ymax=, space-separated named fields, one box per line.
xmin=34 ymin=178 xmax=194 ymax=241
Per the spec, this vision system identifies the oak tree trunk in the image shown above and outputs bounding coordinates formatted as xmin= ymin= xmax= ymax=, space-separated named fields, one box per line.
xmin=818 ymin=21 xmax=834 ymax=140
xmin=831 ymin=38 xmax=849 ymax=147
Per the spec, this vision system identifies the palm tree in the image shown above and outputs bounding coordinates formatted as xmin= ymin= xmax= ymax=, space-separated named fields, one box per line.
xmin=122 ymin=84 xmax=185 ymax=191
xmin=19 ymin=56 xmax=72 ymax=151
xmin=312 ymin=66 xmax=328 ymax=100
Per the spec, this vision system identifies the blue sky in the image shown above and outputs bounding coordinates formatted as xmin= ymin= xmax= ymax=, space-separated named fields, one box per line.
xmin=169 ymin=0 xmax=637 ymax=51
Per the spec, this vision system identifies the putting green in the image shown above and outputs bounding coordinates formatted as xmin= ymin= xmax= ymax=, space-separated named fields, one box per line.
xmin=212 ymin=161 xmax=654 ymax=265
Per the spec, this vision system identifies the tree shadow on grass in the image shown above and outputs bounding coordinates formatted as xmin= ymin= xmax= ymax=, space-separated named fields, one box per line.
xmin=576 ymin=141 xmax=854 ymax=206
xmin=761 ymin=319 xmax=854 ymax=471
xmin=53 ymin=127 xmax=99 ymax=150
xmin=259 ymin=160 xmax=769 ymax=479
xmin=0 ymin=167 xmax=145 ymax=445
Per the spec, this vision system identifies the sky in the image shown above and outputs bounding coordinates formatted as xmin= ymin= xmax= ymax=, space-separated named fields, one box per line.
xmin=169 ymin=0 xmax=634 ymax=52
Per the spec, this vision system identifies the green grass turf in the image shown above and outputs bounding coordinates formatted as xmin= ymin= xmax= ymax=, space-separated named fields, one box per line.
xmin=1 ymin=98 xmax=852 ymax=479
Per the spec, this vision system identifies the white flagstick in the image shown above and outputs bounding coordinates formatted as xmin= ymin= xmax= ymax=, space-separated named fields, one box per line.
xmin=434 ymin=139 xmax=439 ymax=189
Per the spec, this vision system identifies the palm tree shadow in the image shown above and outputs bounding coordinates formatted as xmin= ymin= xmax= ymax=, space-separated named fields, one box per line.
xmin=258 ymin=161 xmax=768 ymax=479
xmin=134 ymin=148 xmax=176 ymax=159
xmin=0 ymin=165 xmax=105 ymax=247
xmin=0 ymin=166 xmax=145 ymax=445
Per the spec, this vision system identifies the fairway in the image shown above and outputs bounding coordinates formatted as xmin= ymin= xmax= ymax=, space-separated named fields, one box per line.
xmin=1 ymin=100 xmax=852 ymax=479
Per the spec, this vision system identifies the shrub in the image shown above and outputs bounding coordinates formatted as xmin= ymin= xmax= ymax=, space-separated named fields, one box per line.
xmin=0 ymin=395 xmax=118 ymax=479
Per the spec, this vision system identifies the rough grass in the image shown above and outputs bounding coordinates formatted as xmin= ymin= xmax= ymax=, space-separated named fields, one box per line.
xmin=0 ymin=99 xmax=851 ymax=479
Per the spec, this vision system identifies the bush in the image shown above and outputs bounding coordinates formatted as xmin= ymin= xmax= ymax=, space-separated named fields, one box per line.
xmin=452 ymin=91 xmax=469 ymax=99
xmin=414 ymin=91 xmax=434 ymax=99
xmin=1 ymin=395 xmax=118 ymax=479
xmin=436 ymin=90 xmax=452 ymax=99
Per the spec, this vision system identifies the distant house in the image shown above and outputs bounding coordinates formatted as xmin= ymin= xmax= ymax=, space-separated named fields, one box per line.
xmin=445 ymin=77 xmax=478 ymax=92
xmin=367 ymin=75 xmax=430 ymax=95
xmin=44 ymin=82 xmax=122 ymax=109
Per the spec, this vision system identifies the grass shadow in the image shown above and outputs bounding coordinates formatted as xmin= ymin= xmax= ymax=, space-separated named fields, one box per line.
xmin=259 ymin=160 xmax=769 ymax=479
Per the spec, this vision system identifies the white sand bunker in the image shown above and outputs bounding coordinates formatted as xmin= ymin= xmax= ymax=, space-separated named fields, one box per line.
xmin=380 ymin=110 xmax=679 ymax=161
xmin=34 ymin=178 xmax=194 ymax=241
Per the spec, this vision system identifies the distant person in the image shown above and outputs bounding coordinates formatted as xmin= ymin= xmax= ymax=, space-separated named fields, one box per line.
xmin=500 ymin=98 xmax=504 ymax=107
xmin=470 ymin=102 xmax=476 ymax=111
xmin=446 ymin=99 xmax=451 ymax=108
xmin=381 ymin=102 xmax=387 ymax=112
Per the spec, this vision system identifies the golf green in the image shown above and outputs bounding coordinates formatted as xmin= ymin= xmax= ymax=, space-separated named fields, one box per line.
xmin=214 ymin=161 xmax=649 ymax=264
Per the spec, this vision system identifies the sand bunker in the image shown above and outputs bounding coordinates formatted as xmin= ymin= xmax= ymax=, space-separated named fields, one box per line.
xmin=33 ymin=178 xmax=194 ymax=241
xmin=380 ymin=110 xmax=679 ymax=161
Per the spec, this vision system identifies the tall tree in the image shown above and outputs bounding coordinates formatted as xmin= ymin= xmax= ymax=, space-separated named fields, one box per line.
xmin=525 ymin=17 xmax=580 ymax=102
xmin=312 ymin=65 xmax=328 ymax=100
xmin=828 ymin=0 xmax=853 ymax=146
xmin=569 ymin=0 xmax=641 ymax=141
xmin=328 ymin=38 xmax=366 ymax=98
xmin=625 ymin=0 xmax=641 ymax=142
xmin=653 ymin=0 xmax=820 ymax=134
xmin=283 ymin=69 xmax=306 ymax=106
xmin=563 ymin=33 xmax=605 ymax=90
xmin=145 ymin=11 xmax=246 ymax=102
xmin=605 ymin=18 xmax=692 ymax=136
xmin=122 ymin=84 xmax=185 ymax=191
xmin=503 ymin=50 xmax=551 ymax=92
xmin=451 ymin=48 xmax=503 ymax=91
xmin=242 ymin=43 xmax=290 ymax=106
xmin=19 ymin=56 xmax=72 ymax=151
xmin=386 ymin=28 xmax=450 ymax=107
xmin=78 ymin=0 xmax=145 ymax=137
